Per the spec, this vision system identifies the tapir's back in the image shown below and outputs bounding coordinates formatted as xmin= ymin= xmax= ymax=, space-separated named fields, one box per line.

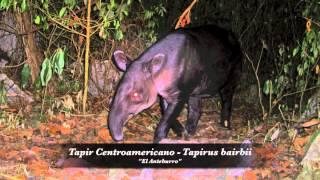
xmin=130 ymin=25 xmax=242 ymax=96
xmin=162 ymin=25 xmax=242 ymax=96
xmin=177 ymin=25 xmax=241 ymax=64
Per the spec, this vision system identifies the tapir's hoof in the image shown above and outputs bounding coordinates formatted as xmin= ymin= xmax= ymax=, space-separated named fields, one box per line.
xmin=184 ymin=133 xmax=191 ymax=141
xmin=220 ymin=124 xmax=232 ymax=130
xmin=172 ymin=127 xmax=184 ymax=138
xmin=186 ymin=128 xmax=196 ymax=136
xmin=175 ymin=131 xmax=184 ymax=138
xmin=220 ymin=120 xmax=232 ymax=130
xmin=183 ymin=130 xmax=195 ymax=141
xmin=153 ymin=136 xmax=165 ymax=143
xmin=111 ymin=135 xmax=124 ymax=142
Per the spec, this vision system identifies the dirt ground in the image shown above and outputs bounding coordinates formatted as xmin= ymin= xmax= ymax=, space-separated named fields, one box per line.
xmin=1 ymin=100 xmax=310 ymax=179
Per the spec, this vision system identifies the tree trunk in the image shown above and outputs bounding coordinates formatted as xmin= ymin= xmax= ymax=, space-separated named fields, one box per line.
xmin=15 ymin=11 xmax=42 ymax=83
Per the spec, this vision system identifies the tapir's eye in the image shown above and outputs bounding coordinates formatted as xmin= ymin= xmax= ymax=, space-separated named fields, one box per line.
xmin=129 ymin=91 xmax=143 ymax=102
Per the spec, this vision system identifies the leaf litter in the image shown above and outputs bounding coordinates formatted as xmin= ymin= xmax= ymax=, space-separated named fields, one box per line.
xmin=0 ymin=105 xmax=319 ymax=179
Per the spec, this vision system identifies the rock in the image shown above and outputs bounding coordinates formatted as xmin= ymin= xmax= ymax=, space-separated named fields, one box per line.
xmin=235 ymin=84 xmax=260 ymax=109
xmin=301 ymin=89 xmax=319 ymax=122
xmin=88 ymin=60 xmax=120 ymax=97
xmin=0 ymin=59 xmax=8 ymax=67
xmin=0 ymin=12 xmax=23 ymax=63
xmin=301 ymin=132 xmax=320 ymax=166
xmin=0 ymin=73 xmax=34 ymax=106
xmin=297 ymin=131 xmax=320 ymax=179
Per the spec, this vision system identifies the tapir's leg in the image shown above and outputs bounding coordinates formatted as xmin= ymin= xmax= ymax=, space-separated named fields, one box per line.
xmin=160 ymin=97 xmax=184 ymax=137
xmin=154 ymin=100 xmax=185 ymax=142
xmin=185 ymin=96 xmax=201 ymax=135
xmin=219 ymin=87 xmax=234 ymax=129
xmin=219 ymin=64 xmax=241 ymax=129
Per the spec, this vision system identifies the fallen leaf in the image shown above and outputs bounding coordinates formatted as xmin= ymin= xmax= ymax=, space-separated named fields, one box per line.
xmin=254 ymin=125 xmax=264 ymax=132
xmin=28 ymin=160 xmax=49 ymax=177
xmin=0 ymin=104 xmax=9 ymax=109
xmin=62 ymin=95 xmax=75 ymax=111
xmin=3 ymin=107 xmax=17 ymax=112
xmin=270 ymin=128 xmax=280 ymax=141
xmin=31 ymin=146 xmax=41 ymax=154
xmin=301 ymin=118 xmax=320 ymax=128
xmin=48 ymin=124 xmax=60 ymax=136
xmin=95 ymin=175 xmax=108 ymax=180
xmin=19 ymin=128 xmax=34 ymax=138
xmin=281 ymin=160 xmax=291 ymax=168
xmin=98 ymin=128 xmax=112 ymax=142
xmin=55 ymin=113 xmax=65 ymax=121
xmin=39 ymin=123 xmax=48 ymax=136
xmin=254 ymin=168 xmax=271 ymax=178
xmin=122 ymin=175 xmax=131 ymax=180
xmin=7 ymin=150 xmax=20 ymax=160
xmin=66 ymin=118 xmax=77 ymax=128
xmin=57 ymin=158 xmax=92 ymax=168
xmin=24 ymin=104 xmax=33 ymax=113
xmin=97 ymin=111 xmax=108 ymax=126
xmin=243 ymin=170 xmax=257 ymax=180
xmin=0 ymin=150 xmax=7 ymax=159
xmin=306 ymin=18 xmax=311 ymax=32
xmin=255 ymin=144 xmax=275 ymax=160
xmin=109 ymin=169 xmax=126 ymax=179
xmin=22 ymin=149 xmax=38 ymax=162
xmin=293 ymin=136 xmax=309 ymax=155
xmin=32 ymin=135 xmax=44 ymax=144
xmin=60 ymin=123 xmax=72 ymax=135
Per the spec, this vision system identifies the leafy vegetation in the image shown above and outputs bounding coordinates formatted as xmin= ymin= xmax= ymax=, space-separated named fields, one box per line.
xmin=40 ymin=48 xmax=65 ymax=87
xmin=0 ymin=80 xmax=7 ymax=105
xmin=138 ymin=2 xmax=167 ymax=46
xmin=263 ymin=0 xmax=320 ymax=119
xmin=0 ymin=0 xmax=29 ymax=12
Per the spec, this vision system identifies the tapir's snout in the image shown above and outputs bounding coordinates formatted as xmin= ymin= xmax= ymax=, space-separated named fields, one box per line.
xmin=110 ymin=129 xmax=123 ymax=142
xmin=108 ymin=109 xmax=127 ymax=142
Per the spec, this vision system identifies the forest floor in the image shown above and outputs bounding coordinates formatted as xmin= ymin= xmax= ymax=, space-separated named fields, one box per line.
xmin=0 ymin=101 xmax=318 ymax=179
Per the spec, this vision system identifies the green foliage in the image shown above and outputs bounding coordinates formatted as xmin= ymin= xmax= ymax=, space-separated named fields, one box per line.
xmin=263 ymin=0 xmax=320 ymax=115
xmin=57 ymin=80 xmax=81 ymax=93
xmin=31 ymin=0 xmax=132 ymax=40
xmin=263 ymin=80 xmax=273 ymax=95
xmin=0 ymin=80 xmax=7 ymax=105
xmin=21 ymin=64 xmax=31 ymax=89
xmin=53 ymin=48 xmax=65 ymax=75
xmin=0 ymin=0 xmax=28 ymax=12
xmin=58 ymin=7 xmax=67 ymax=18
xmin=34 ymin=15 xmax=41 ymax=25
xmin=34 ymin=76 xmax=42 ymax=91
xmin=0 ymin=111 xmax=25 ymax=129
xmin=139 ymin=2 xmax=167 ymax=46
xmin=21 ymin=0 xmax=27 ymax=11
xmin=40 ymin=48 xmax=66 ymax=87
xmin=40 ymin=57 xmax=52 ymax=86
xmin=0 ymin=0 xmax=10 ymax=10
xmin=96 ymin=0 xmax=131 ymax=40
xmin=64 ymin=0 xmax=76 ymax=9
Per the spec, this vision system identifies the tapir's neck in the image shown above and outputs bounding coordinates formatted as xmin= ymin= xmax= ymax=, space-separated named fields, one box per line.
xmin=136 ymin=33 xmax=187 ymax=63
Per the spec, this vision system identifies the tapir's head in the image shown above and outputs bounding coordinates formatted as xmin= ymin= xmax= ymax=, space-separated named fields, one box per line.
xmin=108 ymin=50 xmax=166 ymax=141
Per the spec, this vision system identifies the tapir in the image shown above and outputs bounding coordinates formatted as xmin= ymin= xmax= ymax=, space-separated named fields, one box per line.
xmin=108 ymin=25 xmax=242 ymax=142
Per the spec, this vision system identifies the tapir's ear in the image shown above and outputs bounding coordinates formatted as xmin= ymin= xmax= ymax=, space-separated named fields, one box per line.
xmin=112 ymin=50 xmax=131 ymax=71
xmin=145 ymin=53 xmax=166 ymax=75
